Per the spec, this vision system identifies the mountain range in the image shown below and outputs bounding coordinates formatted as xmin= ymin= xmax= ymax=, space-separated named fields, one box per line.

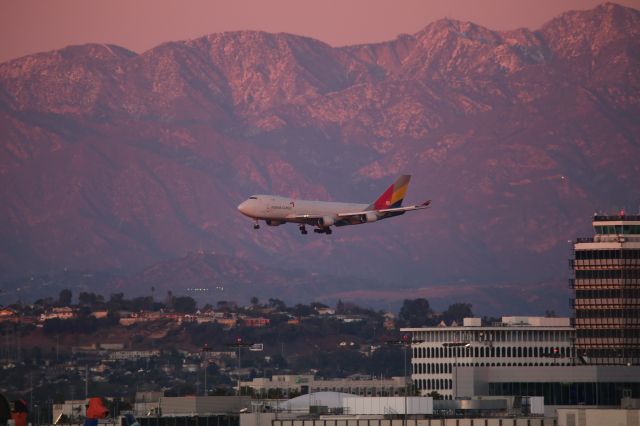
xmin=1 ymin=3 xmax=639 ymax=314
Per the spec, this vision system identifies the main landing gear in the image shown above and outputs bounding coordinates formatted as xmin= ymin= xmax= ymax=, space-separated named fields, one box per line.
xmin=314 ymin=228 xmax=332 ymax=235
xmin=253 ymin=221 xmax=260 ymax=230
xmin=299 ymin=225 xmax=308 ymax=235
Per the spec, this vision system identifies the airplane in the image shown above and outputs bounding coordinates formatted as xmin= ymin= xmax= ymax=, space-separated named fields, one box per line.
xmin=237 ymin=175 xmax=431 ymax=235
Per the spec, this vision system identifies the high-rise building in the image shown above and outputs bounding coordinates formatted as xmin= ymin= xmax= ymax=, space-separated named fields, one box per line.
xmin=571 ymin=213 xmax=640 ymax=365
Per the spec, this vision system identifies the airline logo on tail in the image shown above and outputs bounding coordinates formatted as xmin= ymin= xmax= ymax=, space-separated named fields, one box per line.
xmin=369 ymin=175 xmax=411 ymax=210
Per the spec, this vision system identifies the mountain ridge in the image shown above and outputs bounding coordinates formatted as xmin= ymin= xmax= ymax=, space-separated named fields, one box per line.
xmin=1 ymin=3 xmax=639 ymax=314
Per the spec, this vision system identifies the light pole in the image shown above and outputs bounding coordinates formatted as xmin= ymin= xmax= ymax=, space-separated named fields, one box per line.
xmin=386 ymin=334 xmax=424 ymax=426
xmin=442 ymin=342 xmax=470 ymax=399
xmin=201 ymin=344 xmax=212 ymax=396
xmin=226 ymin=337 xmax=253 ymax=395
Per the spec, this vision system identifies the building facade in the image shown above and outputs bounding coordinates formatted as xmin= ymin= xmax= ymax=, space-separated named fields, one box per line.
xmin=571 ymin=214 xmax=640 ymax=365
xmin=403 ymin=317 xmax=575 ymax=399
xmin=240 ymin=375 xmax=408 ymax=398
xmin=456 ymin=364 xmax=640 ymax=407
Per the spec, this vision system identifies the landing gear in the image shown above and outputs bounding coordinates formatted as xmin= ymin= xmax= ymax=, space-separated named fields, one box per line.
xmin=299 ymin=225 xmax=308 ymax=235
xmin=313 ymin=228 xmax=332 ymax=235
xmin=253 ymin=221 xmax=260 ymax=230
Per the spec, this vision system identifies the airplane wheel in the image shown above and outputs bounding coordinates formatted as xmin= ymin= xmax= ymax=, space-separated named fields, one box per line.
xmin=301 ymin=230 xmax=308 ymax=235
xmin=253 ymin=224 xmax=260 ymax=230
xmin=325 ymin=229 xmax=332 ymax=235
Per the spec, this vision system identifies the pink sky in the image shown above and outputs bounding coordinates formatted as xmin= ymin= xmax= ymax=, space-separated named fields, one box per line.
xmin=1 ymin=0 xmax=639 ymax=63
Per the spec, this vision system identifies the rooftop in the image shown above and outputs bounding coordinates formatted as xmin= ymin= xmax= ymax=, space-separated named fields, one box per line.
xmin=593 ymin=214 xmax=640 ymax=222
xmin=401 ymin=316 xmax=571 ymax=330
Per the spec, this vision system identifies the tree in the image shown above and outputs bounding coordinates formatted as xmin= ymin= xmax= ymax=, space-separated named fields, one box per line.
xmin=58 ymin=289 xmax=72 ymax=306
xmin=165 ymin=290 xmax=175 ymax=309
xmin=216 ymin=300 xmax=237 ymax=312
xmin=108 ymin=293 xmax=125 ymax=311
xmin=131 ymin=296 xmax=154 ymax=311
xmin=78 ymin=292 xmax=103 ymax=308
xmin=440 ymin=303 xmax=473 ymax=325
xmin=173 ymin=296 xmax=197 ymax=313
xmin=398 ymin=298 xmax=431 ymax=327
xmin=267 ymin=298 xmax=286 ymax=311
xmin=427 ymin=390 xmax=444 ymax=400
xmin=290 ymin=303 xmax=314 ymax=317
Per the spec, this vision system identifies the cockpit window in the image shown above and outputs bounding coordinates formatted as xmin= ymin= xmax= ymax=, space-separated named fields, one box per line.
xmin=249 ymin=196 xmax=257 ymax=200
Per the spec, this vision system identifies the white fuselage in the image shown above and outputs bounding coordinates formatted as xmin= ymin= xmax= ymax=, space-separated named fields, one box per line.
xmin=237 ymin=195 xmax=367 ymax=223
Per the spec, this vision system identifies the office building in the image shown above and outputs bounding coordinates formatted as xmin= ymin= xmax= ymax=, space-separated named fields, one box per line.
xmin=571 ymin=213 xmax=640 ymax=365
xmin=402 ymin=316 xmax=574 ymax=399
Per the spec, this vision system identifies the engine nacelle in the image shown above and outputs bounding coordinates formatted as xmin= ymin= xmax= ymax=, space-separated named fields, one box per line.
xmin=364 ymin=212 xmax=378 ymax=223
xmin=319 ymin=216 xmax=335 ymax=227
xmin=265 ymin=220 xmax=284 ymax=226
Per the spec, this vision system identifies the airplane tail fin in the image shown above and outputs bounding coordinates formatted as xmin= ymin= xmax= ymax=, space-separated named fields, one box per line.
xmin=367 ymin=175 xmax=411 ymax=210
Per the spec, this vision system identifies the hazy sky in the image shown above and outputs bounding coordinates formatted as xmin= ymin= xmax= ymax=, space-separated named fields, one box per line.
xmin=1 ymin=0 xmax=639 ymax=63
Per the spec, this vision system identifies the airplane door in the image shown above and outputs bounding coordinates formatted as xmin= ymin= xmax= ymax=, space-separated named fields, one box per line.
xmin=265 ymin=197 xmax=272 ymax=215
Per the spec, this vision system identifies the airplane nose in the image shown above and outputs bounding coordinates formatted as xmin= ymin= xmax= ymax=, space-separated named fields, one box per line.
xmin=237 ymin=200 xmax=249 ymax=216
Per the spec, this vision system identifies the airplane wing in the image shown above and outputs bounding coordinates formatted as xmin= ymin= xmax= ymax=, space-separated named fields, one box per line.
xmin=286 ymin=200 xmax=431 ymax=227
xmin=285 ymin=213 xmax=326 ymax=223
xmin=337 ymin=200 xmax=431 ymax=217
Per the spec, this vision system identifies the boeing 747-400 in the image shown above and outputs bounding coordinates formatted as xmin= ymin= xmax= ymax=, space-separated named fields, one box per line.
xmin=237 ymin=175 xmax=430 ymax=235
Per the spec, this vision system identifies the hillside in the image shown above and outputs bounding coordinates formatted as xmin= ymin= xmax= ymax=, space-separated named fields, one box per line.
xmin=1 ymin=3 xmax=639 ymax=314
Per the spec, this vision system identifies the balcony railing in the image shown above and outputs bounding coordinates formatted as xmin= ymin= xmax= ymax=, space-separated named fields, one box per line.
xmin=594 ymin=215 xmax=640 ymax=221
xmin=576 ymin=237 xmax=595 ymax=243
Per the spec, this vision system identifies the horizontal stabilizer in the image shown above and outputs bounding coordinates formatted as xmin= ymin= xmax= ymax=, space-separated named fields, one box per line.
xmin=338 ymin=200 xmax=431 ymax=217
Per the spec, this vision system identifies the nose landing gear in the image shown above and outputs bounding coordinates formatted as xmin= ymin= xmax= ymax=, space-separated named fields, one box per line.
xmin=299 ymin=225 xmax=308 ymax=235
xmin=253 ymin=221 xmax=260 ymax=230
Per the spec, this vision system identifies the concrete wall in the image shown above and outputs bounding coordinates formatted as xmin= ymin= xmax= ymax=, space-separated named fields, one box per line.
xmin=343 ymin=397 xmax=433 ymax=415
xmin=241 ymin=412 xmax=276 ymax=426
xmin=557 ymin=408 xmax=640 ymax=426
xmin=457 ymin=365 xmax=640 ymax=399
xmin=160 ymin=396 xmax=251 ymax=416
xmin=272 ymin=418 xmax=548 ymax=426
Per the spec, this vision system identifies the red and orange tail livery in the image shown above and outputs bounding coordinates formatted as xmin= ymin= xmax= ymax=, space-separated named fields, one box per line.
xmin=369 ymin=175 xmax=411 ymax=210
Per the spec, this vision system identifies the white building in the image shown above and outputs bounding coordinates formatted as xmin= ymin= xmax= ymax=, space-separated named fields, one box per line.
xmin=40 ymin=307 xmax=76 ymax=321
xmin=402 ymin=316 xmax=575 ymax=399
xmin=108 ymin=350 xmax=160 ymax=361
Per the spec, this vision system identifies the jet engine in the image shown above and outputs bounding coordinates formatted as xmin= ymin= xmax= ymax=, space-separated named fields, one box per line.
xmin=364 ymin=212 xmax=378 ymax=223
xmin=318 ymin=216 xmax=335 ymax=227
xmin=265 ymin=220 xmax=284 ymax=226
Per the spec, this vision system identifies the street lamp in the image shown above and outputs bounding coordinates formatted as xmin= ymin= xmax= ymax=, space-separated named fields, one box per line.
xmin=442 ymin=342 xmax=470 ymax=399
xmin=386 ymin=334 xmax=424 ymax=426
xmin=226 ymin=337 xmax=253 ymax=395
xmin=201 ymin=344 xmax=213 ymax=396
